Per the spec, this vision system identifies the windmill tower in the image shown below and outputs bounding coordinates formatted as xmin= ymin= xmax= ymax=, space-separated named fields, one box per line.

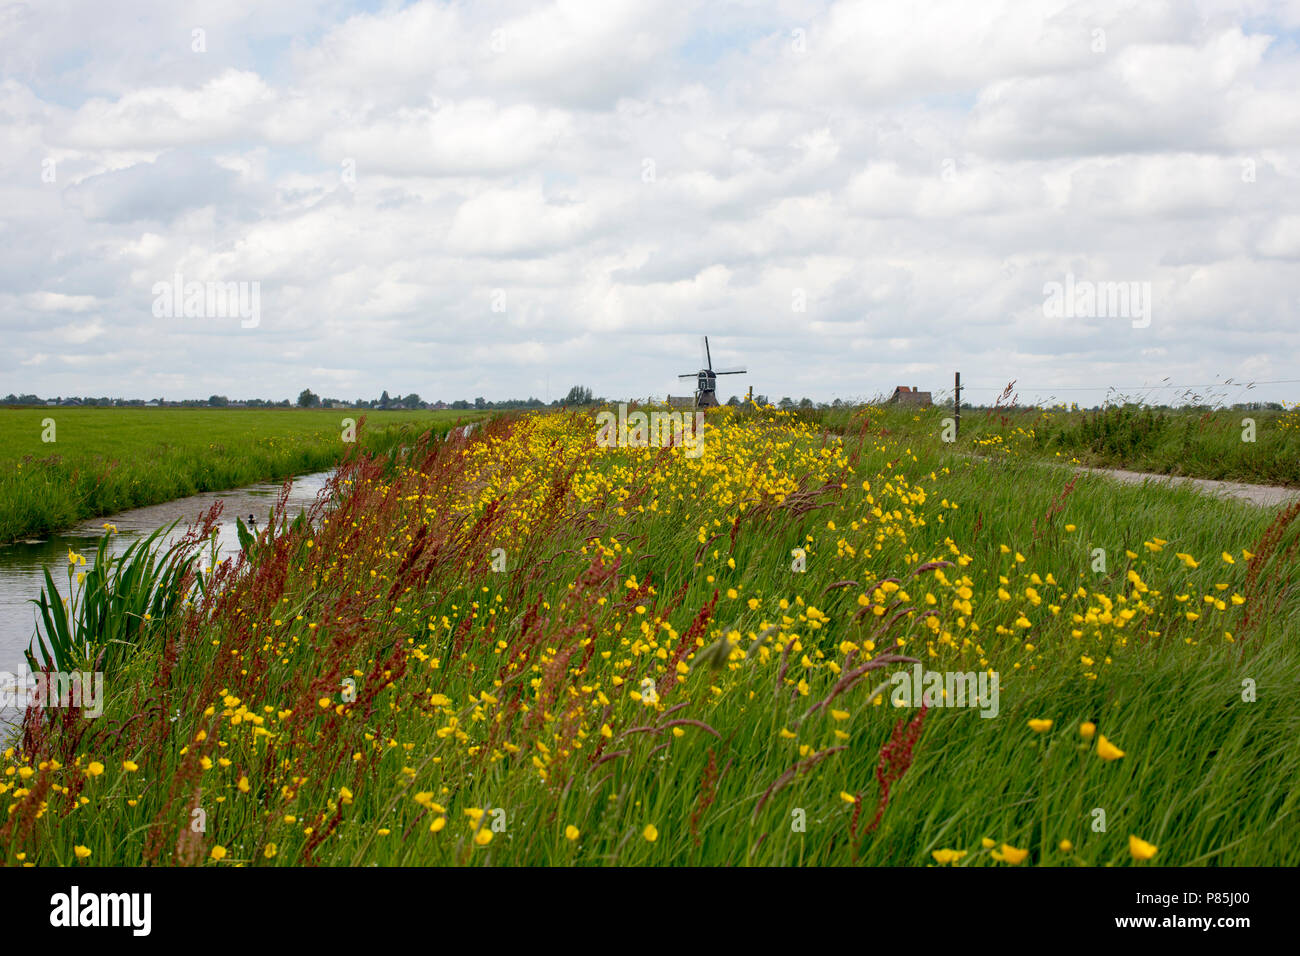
xmin=678 ymin=336 xmax=746 ymax=407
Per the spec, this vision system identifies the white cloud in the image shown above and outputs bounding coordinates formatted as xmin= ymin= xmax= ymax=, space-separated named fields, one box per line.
xmin=23 ymin=293 xmax=99 ymax=312
xmin=1 ymin=0 xmax=1298 ymax=406
xmin=56 ymin=71 xmax=274 ymax=149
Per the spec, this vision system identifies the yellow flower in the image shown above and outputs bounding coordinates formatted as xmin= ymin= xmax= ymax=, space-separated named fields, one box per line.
xmin=264 ymin=843 xmax=278 ymax=859
xmin=643 ymin=824 xmax=659 ymax=842
xmin=414 ymin=793 xmax=446 ymax=813
xmin=1079 ymin=721 xmax=1096 ymax=740
xmin=981 ymin=837 xmax=996 ymax=849
xmin=122 ymin=760 xmax=139 ymax=772
xmin=931 ymin=848 xmax=967 ymax=864
xmin=74 ymin=845 xmax=92 ymax=860
xmin=830 ymin=709 xmax=850 ymax=721
xmin=1096 ymin=734 xmax=1125 ymax=761
xmin=210 ymin=845 xmax=228 ymax=861
xmin=1129 ymin=834 xmax=1158 ymax=861
xmin=991 ymin=843 xmax=1029 ymax=864
xmin=339 ymin=786 xmax=353 ymax=804
xmin=565 ymin=825 xmax=580 ymax=841
xmin=429 ymin=816 xmax=446 ymax=833
xmin=474 ymin=828 xmax=494 ymax=846
xmin=840 ymin=791 xmax=857 ymax=803
xmin=1027 ymin=719 xmax=1052 ymax=733
xmin=85 ymin=761 xmax=105 ymax=777
xmin=1058 ymin=839 xmax=1073 ymax=852
xmin=237 ymin=776 xmax=250 ymax=793
xmin=1221 ymin=552 xmax=1234 ymax=564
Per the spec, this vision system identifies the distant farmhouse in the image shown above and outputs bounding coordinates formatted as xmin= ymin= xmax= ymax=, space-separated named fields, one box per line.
xmin=888 ymin=385 xmax=932 ymax=407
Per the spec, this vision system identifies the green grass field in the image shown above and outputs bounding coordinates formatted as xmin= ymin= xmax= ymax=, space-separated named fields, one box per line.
xmin=837 ymin=402 xmax=1300 ymax=487
xmin=7 ymin=402 xmax=1298 ymax=866
xmin=0 ymin=407 xmax=483 ymax=543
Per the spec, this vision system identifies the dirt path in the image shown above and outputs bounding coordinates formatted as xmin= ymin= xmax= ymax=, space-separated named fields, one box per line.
xmin=1073 ymin=465 xmax=1300 ymax=509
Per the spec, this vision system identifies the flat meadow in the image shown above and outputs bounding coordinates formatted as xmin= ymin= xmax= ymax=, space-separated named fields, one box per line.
xmin=0 ymin=407 xmax=482 ymax=543
xmin=880 ymin=401 xmax=1300 ymax=487
xmin=5 ymin=403 xmax=1298 ymax=866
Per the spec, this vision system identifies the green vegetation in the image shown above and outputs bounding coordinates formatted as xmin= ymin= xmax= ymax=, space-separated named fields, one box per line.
xmin=1025 ymin=405 xmax=1300 ymax=486
xmin=7 ymin=404 xmax=1298 ymax=866
xmin=28 ymin=524 xmax=202 ymax=674
xmin=0 ymin=407 xmax=483 ymax=542
xmin=813 ymin=402 xmax=1300 ymax=488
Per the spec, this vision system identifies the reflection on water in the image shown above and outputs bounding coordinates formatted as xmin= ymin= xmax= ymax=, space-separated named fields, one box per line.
xmin=0 ymin=472 xmax=334 ymax=680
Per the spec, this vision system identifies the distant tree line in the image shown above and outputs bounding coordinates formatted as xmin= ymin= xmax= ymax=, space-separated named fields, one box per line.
xmin=294 ymin=386 xmax=601 ymax=410
xmin=0 ymin=385 xmax=606 ymax=411
xmin=3 ymin=390 xmax=1288 ymax=413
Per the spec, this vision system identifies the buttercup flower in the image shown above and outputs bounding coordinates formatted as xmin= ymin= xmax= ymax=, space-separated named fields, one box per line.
xmin=1129 ymin=834 xmax=1158 ymax=861
xmin=991 ymin=843 xmax=1029 ymax=864
xmin=1096 ymin=734 xmax=1125 ymax=761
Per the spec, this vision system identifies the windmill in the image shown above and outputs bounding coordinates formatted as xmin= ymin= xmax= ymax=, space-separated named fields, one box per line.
xmin=678 ymin=336 xmax=746 ymax=407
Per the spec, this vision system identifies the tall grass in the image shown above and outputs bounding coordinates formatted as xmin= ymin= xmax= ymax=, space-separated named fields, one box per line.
xmin=828 ymin=401 xmax=1300 ymax=486
xmin=5 ymin=406 xmax=1298 ymax=866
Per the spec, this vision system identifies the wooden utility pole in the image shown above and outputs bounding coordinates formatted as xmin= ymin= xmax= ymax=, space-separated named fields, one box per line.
xmin=954 ymin=371 xmax=961 ymax=438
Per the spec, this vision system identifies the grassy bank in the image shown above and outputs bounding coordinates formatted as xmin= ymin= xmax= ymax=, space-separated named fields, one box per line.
xmin=832 ymin=402 xmax=1300 ymax=487
xmin=5 ymin=404 xmax=1298 ymax=866
xmin=0 ymin=407 xmax=483 ymax=543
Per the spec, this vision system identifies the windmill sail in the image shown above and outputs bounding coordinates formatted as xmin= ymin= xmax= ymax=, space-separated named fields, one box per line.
xmin=676 ymin=335 xmax=746 ymax=408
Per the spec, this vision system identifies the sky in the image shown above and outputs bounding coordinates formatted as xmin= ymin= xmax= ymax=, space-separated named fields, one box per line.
xmin=2 ymin=0 xmax=1299 ymax=408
